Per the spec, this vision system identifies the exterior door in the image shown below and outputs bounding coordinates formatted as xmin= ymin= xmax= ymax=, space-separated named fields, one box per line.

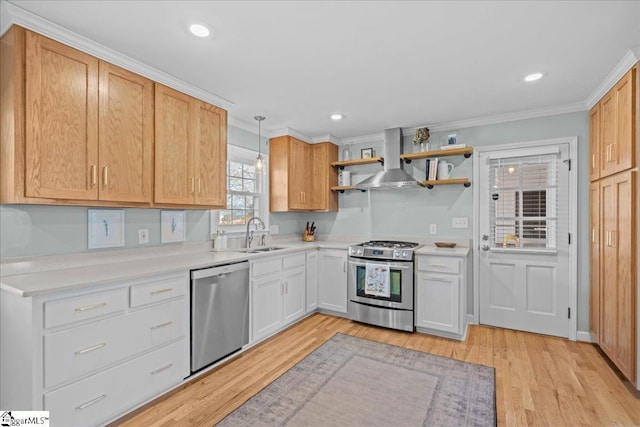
xmin=478 ymin=142 xmax=571 ymax=337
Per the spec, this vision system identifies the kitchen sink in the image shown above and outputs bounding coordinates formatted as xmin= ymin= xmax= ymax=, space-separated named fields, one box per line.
xmin=237 ymin=247 xmax=287 ymax=254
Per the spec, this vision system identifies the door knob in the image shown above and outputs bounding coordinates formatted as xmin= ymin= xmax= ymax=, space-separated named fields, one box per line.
xmin=482 ymin=245 xmax=490 ymax=251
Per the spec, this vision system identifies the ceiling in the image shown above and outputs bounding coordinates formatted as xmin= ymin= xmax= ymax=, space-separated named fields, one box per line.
xmin=4 ymin=0 xmax=640 ymax=141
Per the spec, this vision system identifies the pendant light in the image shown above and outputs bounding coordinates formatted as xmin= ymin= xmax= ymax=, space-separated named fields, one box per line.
xmin=254 ymin=115 xmax=266 ymax=173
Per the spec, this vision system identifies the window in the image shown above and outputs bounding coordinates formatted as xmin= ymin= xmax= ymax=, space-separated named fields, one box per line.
xmin=488 ymin=153 xmax=557 ymax=249
xmin=214 ymin=145 xmax=267 ymax=231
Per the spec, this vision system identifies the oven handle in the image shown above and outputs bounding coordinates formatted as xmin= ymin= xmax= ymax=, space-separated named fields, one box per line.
xmin=348 ymin=260 xmax=411 ymax=270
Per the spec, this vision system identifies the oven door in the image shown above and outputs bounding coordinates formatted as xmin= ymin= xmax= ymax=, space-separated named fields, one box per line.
xmin=347 ymin=257 xmax=414 ymax=310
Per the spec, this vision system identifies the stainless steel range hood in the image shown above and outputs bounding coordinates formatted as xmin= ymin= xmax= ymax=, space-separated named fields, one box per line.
xmin=355 ymin=128 xmax=419 ymax=190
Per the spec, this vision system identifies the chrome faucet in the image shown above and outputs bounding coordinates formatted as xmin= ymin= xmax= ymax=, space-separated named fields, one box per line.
xmin=245 ymin=216 xmax=265 ymax=249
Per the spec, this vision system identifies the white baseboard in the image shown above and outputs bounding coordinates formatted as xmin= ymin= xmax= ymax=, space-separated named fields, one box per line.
xmin=576 ymin=330 xmax=595 ymax=343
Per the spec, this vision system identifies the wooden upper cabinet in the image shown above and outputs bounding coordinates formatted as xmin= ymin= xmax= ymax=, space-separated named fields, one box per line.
xmin=25 ymin=30 xmax=99 ymax=200
xmin=98 ymin=62 xmax=153 ymax=203
xmin=309 ymin=142 xmax=338 ymax=212
xmin=589 ymin=104 xmax=600 ymax=181
xmin=154 ymin=84 xmax=227 ymax=208
xmin=589 ymin=181 xmax=600 ymax=341
xmin=269 ymin=137 xmax=338 ymax=212
xmin=154 ymin=84 xmax=195 ymax=205
xmin=194 ymin=100 xmax=227 ymax=207
xmin=599 ymin=66 xmax=637 ymax=178
xmin=288 ymin=138 xmax=311 ymax=210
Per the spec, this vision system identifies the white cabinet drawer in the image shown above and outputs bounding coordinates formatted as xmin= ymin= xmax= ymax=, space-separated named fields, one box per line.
xmin=283 ymin=253 xmax=305 ymax=270
xmin=417 ymin=256 xmax=461 ymax=274
xmin=45 ymin=339 xmax=187 ymax=427
xmin=44 ymin=288 xmax=128 ymax=329
xmin=251 ymin=256 xmax=282 ymax=278
xmin=130 ymin=274 xmax=187 ymax=307
xmin=44 ymin=298 xmax=186 ymax=388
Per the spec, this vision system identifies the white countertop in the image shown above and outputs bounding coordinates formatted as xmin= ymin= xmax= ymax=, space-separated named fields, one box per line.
xmin=1 ymin=237 xmax=470 ymax=297
xmin=0 ymin=240 xmax=353 ymax=297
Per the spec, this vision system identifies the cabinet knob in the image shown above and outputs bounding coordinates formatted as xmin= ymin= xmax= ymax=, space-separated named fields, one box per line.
xmin=481 ymin=245 xmax=490 ymax=251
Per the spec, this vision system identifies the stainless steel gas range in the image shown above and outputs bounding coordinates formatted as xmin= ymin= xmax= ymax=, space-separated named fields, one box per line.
xmin=347 ymin=240 xmax=422 ymax=332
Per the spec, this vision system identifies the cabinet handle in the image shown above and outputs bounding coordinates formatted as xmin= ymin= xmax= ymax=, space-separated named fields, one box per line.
xmin=75 ymin=394 xmax=107 ymax=411
xmin=102 ymin=166 xmax=108 ymax=188
xmin=75 ymin=342 xmax=106 ymax=355
xmin=150 ymin=363 xmax=173 ymax=375
xmin=430 ymin=264 xmax=449 ymax=268
xmin=150 ymin=321 xmax=174 ymax=330
xmin=285 ymin=281 xmax=288 ymax=294
xmin=91 ymin=164 xmax=97 ymax=186
xmin=150 ymin=288 xmax=173 ymax=295
xmin=428 ymin=277 xmax=451 ymax=283
xmin=591 ymin=228 xmax=596 ymax=243
xmin=74 ymin=302 xmax=106 ymax=312
xmin=592 ymin=153 xmax=596 ymax=169
xmin=343 ymin=261 xmax=346 ymax=272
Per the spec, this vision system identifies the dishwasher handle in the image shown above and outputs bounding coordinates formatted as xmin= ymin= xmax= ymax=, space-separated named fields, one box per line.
xmin=191 ymin=261 xmax=249 ymax=280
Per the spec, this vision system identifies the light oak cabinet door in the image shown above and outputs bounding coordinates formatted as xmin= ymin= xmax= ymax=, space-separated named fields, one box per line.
xmin=599 ymin=171 xmax=636 ymax=383
xmin=309 ymin=142 xmax=339 ymax=211
xmin=155 ymin=84 xmax=226 ymax=208
xmin=589 ymin=181 xmax=600 ymax=341
xmin=589 ymin=104 xmax=600 ymax=182
xmin=25 ymin=31 xmax=99 ymax=200
xmin=154 ymin=84 xmax=194 ymax=205
xmin=194 ymin=101 xmax=227 ymax=207
xmin=98 ymin=62 xmax=153 ymax=202
xmin=599 ymin=66 xmax=637 ymax=178
xmin=288 ymin=137 xmax=311 ymax=210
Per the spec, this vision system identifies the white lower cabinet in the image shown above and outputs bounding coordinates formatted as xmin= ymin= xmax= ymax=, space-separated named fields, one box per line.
xmin=251 ymin=253 xmax=306 ymax=341
xmin=415 ymin=253 xmax=468 ymax=340
xmin=317 ymin=249 xmax=348 ymax=314
xmin=45 ymin=339 xmax=186 ymax=427
xmin=0 ymin=271 xmax=190 ymax=427
xmin=305 ymin=251 xmax=319 ymax=312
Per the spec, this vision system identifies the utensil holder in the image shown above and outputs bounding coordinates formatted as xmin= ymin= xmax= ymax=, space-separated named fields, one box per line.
xmin=302 ymin=230 xmax=315 ymax=242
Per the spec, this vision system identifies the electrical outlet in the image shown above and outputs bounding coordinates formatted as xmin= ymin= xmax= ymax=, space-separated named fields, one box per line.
xmin=452 ymin=217 xmax=469 ymax=228
xmin=138 ymin=228 xmax=149 ymax=244
xmin=429 ymin=224 xmax=437 ymax=234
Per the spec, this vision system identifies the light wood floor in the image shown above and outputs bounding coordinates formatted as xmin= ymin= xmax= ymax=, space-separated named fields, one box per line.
xmin=116 ymin=314 xmax=640 ymax=426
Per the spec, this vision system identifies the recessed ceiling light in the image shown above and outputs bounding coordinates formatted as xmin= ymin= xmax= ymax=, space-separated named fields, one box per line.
xmin=331 ymin=114 xmax=344 ymax=120
xmin=189 ymin=24 xmax=210 ymax=38
xmin=524 ymin=72 xmax=544 ymax=82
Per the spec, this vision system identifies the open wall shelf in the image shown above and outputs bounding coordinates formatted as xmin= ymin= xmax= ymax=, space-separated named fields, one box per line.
xmin=331 ymin=185 xmax=366 ymax=193
xmin=419 ymin=178 xmax=471 ymax=189
xmin=330 ymin=157 xmax=384 ymax=170
xmin=401 ymin=147 xmax=473 ymax=164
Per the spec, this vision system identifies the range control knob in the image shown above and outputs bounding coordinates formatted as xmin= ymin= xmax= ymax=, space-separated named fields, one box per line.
xmin=402 ymin=251 xmax=408 ymax=258
xmin=394 ymin=251 xmax=400 ymax=258
xmin=357 ymin=248 xmax=363 ymax=255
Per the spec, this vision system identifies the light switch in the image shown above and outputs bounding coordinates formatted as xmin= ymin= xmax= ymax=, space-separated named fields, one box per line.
xmin=452 ymin=217 xmax=469 ymax=228
xmin=429 ymin=224 xmax=437 ymax=234
xmin=138 ymin=228 xmax=149 ymax=244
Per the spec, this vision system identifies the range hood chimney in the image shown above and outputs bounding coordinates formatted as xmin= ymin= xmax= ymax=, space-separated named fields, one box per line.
xmin=355 ymin=128 xmax=419 ymax=190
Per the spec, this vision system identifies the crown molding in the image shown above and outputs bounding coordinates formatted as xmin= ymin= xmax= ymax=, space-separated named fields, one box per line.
xmin=340 ymin=132 xmax=386 ymax=146
xmin=269 ymin=128 xmax=312 ymax=143
xmin=311 ymin=134 xmax=341 ymax=144
xmin=227 ymin=116 xmax=260 ymax=135
xmin=0 ymin=0 xmax=235 ymax=110
xmin=585 ymin=48 xmax=640 ymax=109
xmin=402 ymin=102 xmax=587 ymax=136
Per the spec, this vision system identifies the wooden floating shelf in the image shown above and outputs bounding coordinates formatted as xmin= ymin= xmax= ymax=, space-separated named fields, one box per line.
xmin=331 ymin=185 xmax=366 ymax=193
xmin=401 ymin=147 xmax=473 ymax=163
xmin=419 ymin=178 xmax=471 ymax=189
xmin=331 ymin=157 xmax=384 ymax=169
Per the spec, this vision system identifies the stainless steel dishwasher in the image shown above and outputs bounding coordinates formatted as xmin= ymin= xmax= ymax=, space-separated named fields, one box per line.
xmin=191 ymin=261 xmax=250 ymax=373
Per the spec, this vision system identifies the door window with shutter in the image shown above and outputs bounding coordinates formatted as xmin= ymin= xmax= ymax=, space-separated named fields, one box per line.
xmin=488 ymin=153 xmax=559 ymax=250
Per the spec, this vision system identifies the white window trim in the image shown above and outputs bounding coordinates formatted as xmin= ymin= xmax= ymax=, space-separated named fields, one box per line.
xmin=210 ymin=144 xmax=269 ymax=237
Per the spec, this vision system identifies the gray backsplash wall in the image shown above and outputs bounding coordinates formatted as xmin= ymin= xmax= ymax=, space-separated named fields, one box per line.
xmin=1 ymin=113 xmax=591 ymax=332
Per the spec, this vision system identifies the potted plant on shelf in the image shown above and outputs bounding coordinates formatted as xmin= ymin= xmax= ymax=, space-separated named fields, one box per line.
xmin=413 ymin=127 xmax=430 ymax=152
